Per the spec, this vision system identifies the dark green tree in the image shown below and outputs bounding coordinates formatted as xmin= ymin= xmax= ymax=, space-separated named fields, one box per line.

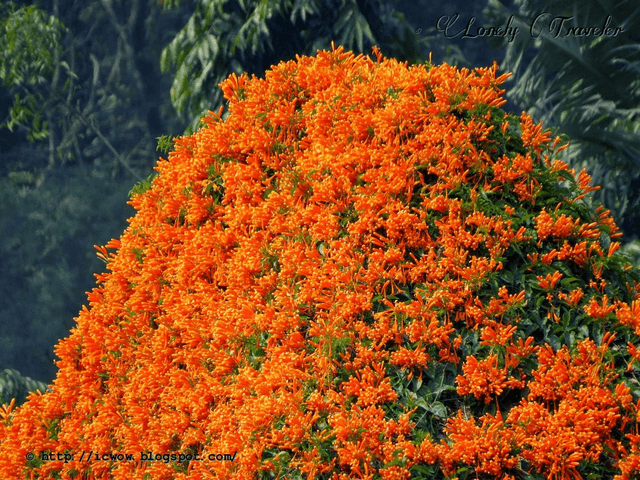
xmin=0 ymin=0 xmax=149 ymax=178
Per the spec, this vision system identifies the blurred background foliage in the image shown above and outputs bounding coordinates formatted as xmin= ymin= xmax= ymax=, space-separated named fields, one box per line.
xmin=0 ymin=0 xmax=638 ymax=408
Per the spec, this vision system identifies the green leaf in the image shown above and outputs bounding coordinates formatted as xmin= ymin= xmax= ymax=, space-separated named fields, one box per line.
xmin=156 ymin=134 xmax=175 ymax=154
xmin=186 ymin=16 xmax=196 ymax=42
xmin=426 ymin=401 xmax=447 ymax=418
xmin=128 ymin=173 xmax=157 ymax=199
xmin=547 ymin=334 xmax=561 ymax=351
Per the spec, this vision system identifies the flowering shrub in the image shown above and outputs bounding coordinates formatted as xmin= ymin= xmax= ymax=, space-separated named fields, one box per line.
xmin=1 ymin=43 xmax=640 ymax=480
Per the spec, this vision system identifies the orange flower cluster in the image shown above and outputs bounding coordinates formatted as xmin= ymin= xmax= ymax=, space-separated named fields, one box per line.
xmin=1 ymin=43 xmax=640 ymax=480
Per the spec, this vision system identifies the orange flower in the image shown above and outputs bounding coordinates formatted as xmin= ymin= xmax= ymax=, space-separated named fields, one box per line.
xmin=456 ymin=354 xmax=509 ymax=404
xmin=537 ymin=270 xmax=563 ymax=290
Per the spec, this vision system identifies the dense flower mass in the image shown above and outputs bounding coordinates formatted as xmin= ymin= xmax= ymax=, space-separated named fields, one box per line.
xmin=2 ymin=43 xmax=640 ymax=480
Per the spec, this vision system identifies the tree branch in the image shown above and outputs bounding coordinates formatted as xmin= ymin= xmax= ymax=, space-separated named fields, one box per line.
xmin=63 ymin=102 xmax=144 ymax=182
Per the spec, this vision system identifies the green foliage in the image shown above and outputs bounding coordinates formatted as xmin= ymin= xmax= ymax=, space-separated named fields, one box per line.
xmin=0 ymin=368 xmax=51 ymax=407
xmin=484 ymin=0 xmax=640 ymax=240
xmin=4 ymin=92 xmax=50 ymax=142
xmin=156 ymin=134 xmax=175 ymax=154
xmin=0 ymin=0 xmax=169 ymax=179
xmin=0 ymin=1 xmax=72 ymax=141
xmin=0 ymin=2 xmax=69 ymax=86
xmin=7 ymin=169 xmax=42 ymax=187
xmin=128 ymin=173 xmax=157 ymax=199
